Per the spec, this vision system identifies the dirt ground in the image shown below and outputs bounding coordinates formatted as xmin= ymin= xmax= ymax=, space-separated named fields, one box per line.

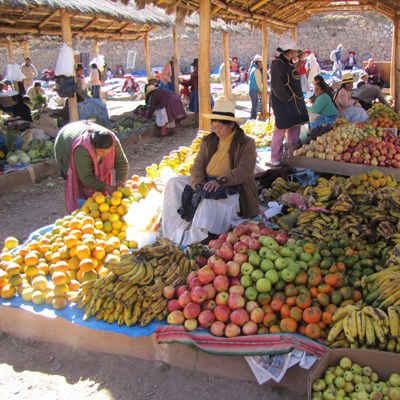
xmin=0 ymin=102 xmax=305 ymax=400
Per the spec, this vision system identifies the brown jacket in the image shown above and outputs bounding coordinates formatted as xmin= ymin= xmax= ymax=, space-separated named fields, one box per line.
xmin=190 ymin=128 xmax=259 ymax=218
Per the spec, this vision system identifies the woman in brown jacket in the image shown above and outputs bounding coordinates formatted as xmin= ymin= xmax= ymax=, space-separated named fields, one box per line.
xmin=162 ymin=98 xmax=259 ymax=245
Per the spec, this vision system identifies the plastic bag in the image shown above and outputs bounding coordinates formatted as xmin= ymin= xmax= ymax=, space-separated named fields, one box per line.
xmin=55 ymin=43 xmax=74 ymax=77
xmin=5 ymin=63 xmax=25 ymax=81
xmin=55 ymin=75 xmax=77 ymax=98
xmin=77 ymin=98 xmax=109 ymax=125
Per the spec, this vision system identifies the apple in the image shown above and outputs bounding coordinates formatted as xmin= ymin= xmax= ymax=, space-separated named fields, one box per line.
xmin=265 ymin=249 xmax=280 ymax=261
xmin=186 ymin=271 xmax=198 ymax=286
xmin=260 ymin=258 xmax=274 ymax=272
xmin=176 ymin=285 xmax=189 ymax=297
xmin=183 ymin=302 xmax=201 ymax=319
xmin=178 ymin=290 xmax=192 ymax=308
xmin=208 ymin=255 xmax=222 ymax=269
xmin=167 ymin=299 xmax=182 ymax=313
xmin=240 ymin=235 xmax=251 ymax=244
xmin=208 ymin=240 xmax=222 ymax=250
xmin=189 ymin=276 xmax=202 ymax=289
xmin=197 ymin=266 xmax=215 ymax=285
xmin=167 ymin=310 xmax=185 ymax=325
xmin=213 ymin=274 xmax=229 ymax=292
xmin=212 ymin=258 xmax=228 ymax=275
xmin=217 ymin=244 xmax=234 ymax=262
xmin=257 ymin=292 xmax=272 ymax=306
xmin=233 ymin=253 xmax=248 ymax=265
xmin=232 ymin=224 xmax=246 ymax=237
xmin=256 ymin=278 xmax=272 ymax=293
xmin=244 ymin=286 xmax=259 ymax=301
xmin=227 ymin=293 xmax=245 ymax=310
xmin=245 ymin=300 xmax=259 ymax=313
xmin=225 ymin=322 xmax=241 ymax=337
xmin=202 ymin=283 xmax=216 ymax=299
xmin=194 ymin=255 xmax=208 ymax=268
xmin=226 ymin=232 xmax=238 ymax=244
xmin=229 ymin=285 xmax=245 ymax=296
xmin=230 ymin=308 xmax=249 ymax=326
xmin=191 ymin=286 xmax=207 ymax=303
xmin=274 ymin=257 xmax=288 ymax=270
xmin=233 ymin=241 xmax=248 ymax=254
xmin=260 ymin=236 xmax=279 ymax=250
xmin=251 ymin=269 xmax=264 ymax=282
xmin=215 ymin=291 xmax=229 ymax=305
xmin=264 ymin=269 xmax=279 ymax=285
xmin=258 ymin=247 xmax=269 ymax=258
xmin=242 ymin=320 xmax=258 ymax=335
xmin=201 ymin=299 xmax=216 ymax=311
xmin=240 ymin=262 xmax=254 ymax=275
xmin=281 ymin=267 xmax=296 ymax=283
xmin=248 ymin=238 xmax=261 ymax=251
xmin=260 ymin=227 xmax=274 ymax=235
xmin=250 ymin=307 xmax=265 ymax=324
xmin=248 ymin=223 xmax=260 ymax=233
xmin=218 ymin=233 xmax=228 ymax=243
xmin=258 ymin=326 xmax=269 ymax=335
xmin=248 ymin=253 xmax=261 ymax=267
xmin=163 ymin=286 xmax=176 ymax=300
xmin=214 ymin=304 xmax=231 ymax=322
xmin=210 ymin=320 xmax=226 ymax=337
xmin=198 ymin=310 xmax=215 ymax=328
xmin=250 ymin=232 xmax=261 ymax=239
xmin=226 ymin=261 xmax=240 ymax=277
xmin=229 ymin=277 xmax=240 ymax=286
xmin=184 ymin=318 xmax=198 ymax=331
xmin=240 ymin=275 xmax=253 ymax=288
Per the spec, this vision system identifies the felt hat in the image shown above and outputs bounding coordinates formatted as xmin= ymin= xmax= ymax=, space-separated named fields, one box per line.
xmin=277 ymin=39 xmax=300 ymax=52
xmin=191 ymin=58 xmax=198 ymax=66
xmin=253 ymin=54 xmax=263 ymax=62
xmin=338 ymin=73 xmax=358 ymax=85
xmin=202 ymin=97 xmax=243 ymax=122
xmin=349 ymin=50 xmax=356 ymax=55
xmin=145 ymin=85 xmax=159 ymax=96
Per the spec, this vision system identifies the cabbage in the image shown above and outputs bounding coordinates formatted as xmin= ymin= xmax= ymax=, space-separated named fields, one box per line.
xmin=30 ymin=139 xmax=42 ymax=151
xmin=19 ymin=154 xmax=31 ymax=164
xmin=7 ymin=152 xmax=19 ymax=165
xmin=15 ymin=149 xmax=25 ymax=156
xmin=28 ymin=149 xmax=40 ymax=160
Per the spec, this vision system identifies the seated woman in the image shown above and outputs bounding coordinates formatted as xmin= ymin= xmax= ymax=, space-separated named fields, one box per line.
xmin=122 ymin=74 xmax=138 ymax=93
xmin=333 ymin=73 xmax=369 ymax=123
xmin=307 ymin=81 xmax=338 ymax=129
xmin=54 ymin=121 xmax=129 ymax=214
xmin=309 ymin=75 xmax=334 ymax=104
xmin=161 ymin=98 xmax=260 ymax=246
xmin=0 ymin=94 xmax=32 ymax=122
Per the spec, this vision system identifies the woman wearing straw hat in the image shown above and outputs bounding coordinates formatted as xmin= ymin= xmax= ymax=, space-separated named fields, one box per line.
xmin=145 ymin=85 xmax=186 ymax=136
xmin=161 ymin=98 xmax=259 ymax=245
xmin=270 ymin=39 xmax=309 ymax=166
xmin=333 ymin=73 xmax=369 ymax=123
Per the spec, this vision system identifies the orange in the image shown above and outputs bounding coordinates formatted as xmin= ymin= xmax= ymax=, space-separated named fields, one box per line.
xmin=1 ymin=284 xmax=16 ymax=299
xmin=76 ymin=245 xmax=91 ymax=260
xmin=280 ymin=304 xmax=292 ymax=318
xmin=270 ymin=298 xmax=284 ymax=312
xmin=25 ymin=252 xmax=39 ymax=266
xmin=269 ymin=325 xmax=281 ymax=334
xmin=64 ymin=235 xmax=78 ymax=249
xmin=110 ymin=196 xmax=121 ymax=206
xmin=94 ymin=193 xmax=106 ymax=204
xmin=289 ymin=306 xmax=303 ymax=322
xmin=321 ymin=311 xmax=333 ymax=325
xmin=82 ymin=216 xmax=95 ymax=226
xmin=90 ymin=209 xmax=100 ymax=219
xmin=50 ymin=251 xmax=62 ymax=264
xmin=92 ymin=246 xmax=105 ymax=261
xmin=6 ymin=262 xmax=21 ymax=276
xmin=82 ymin=270 xmax=97 ymax=281
xmin=262 ymin=313 xmax=278 ymax=328
xmin=69 ymin=218 xmax=83 ymax=230
xmin=280 ymin=317 xmax=298 ymax=333
xmin=107 ymin=237 xmax=121 ymax=250
xmin=52 ymin=271 xmax=67 ymax=285
xmin=304 ymin=323 xmax=321 ymax=339
xmin=54 ymin=260 xmax=69 ymax=273
xmin=316 ymin=292 xmax=330 ymax=307
xmin=324 ymin=273 xmax=338 ymax=288
xmin=53 ymin=283 xmax=69 ymax=296
xmin=24 ymin=265 xmax=39 ymax=277
xmin=284 ymin=283 xmax=299 ymax=297
xmin=79 ymin=258 xmax=95 ymax=272
xmin=82 ymin=237 xmax=97 ymax=251
xmin=81 ymin=224 xmax=95 ymax=235
xmin=52 ymin=296 xmax=68 ymax=310
xmin=27 ymin=240 xmax=40 ymax=251
xmin=295 ymin=293 xmax=312 ymax=309
xmin=68 ymin=279 xmax=80 ymax=291
xmin=308 ymin=272 xmax=322 ymax=287
xmin=302 ymin=306 xmax=322 ymax=324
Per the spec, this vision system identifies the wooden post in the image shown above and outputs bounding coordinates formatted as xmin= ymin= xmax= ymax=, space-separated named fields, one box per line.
xmin=199 ymin=0 xmax=211 ymax=132
xmin=93 ymin=41 xmax=100 ymax=58
xmin=7 ymin=38 xmax=19 ymax=92
xmin=292 ymin=27 xmax=297 ymax=42
xmin=261 ymin=20 xmax=269 ymax=120
xmin=223 ymin=31 xmax=232 ymax=100
xmin=393 ymin=17 xmax=400 ymax=111
xmin=23 ymin=42 xmax=30 ymax=59
xmin=144 ymin=33 xmax=151 ymax=77
xmin=172 ymin=25 xmax=180 ymax=95
xmin=60 ymin=9 xmax=78 ymax=123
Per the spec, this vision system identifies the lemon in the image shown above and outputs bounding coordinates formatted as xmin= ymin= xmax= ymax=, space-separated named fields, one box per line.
xmin=4 ymin=236 xmax=19 ymax=250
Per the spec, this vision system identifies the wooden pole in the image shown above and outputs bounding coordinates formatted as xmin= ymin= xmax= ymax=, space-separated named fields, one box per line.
xmin=391 ymin=17 xmax=399 ymax=99
xmin=223 ymin=31 xmax=232 ymax=100
xmin=292 ymin=27 xmax=297 ymax=42
xmin=172 ymin=25 xmax=180 ymax=95
xmin=60 ymin=9 xmax=78 ymax=123
xmin=7 ymin=38 xmax=14 ymax=63
xmin=199 ymin=0 xmax=211 ymax=132
xmin=261 ymin=20 xmax=269 ymax=120
xmin=393 ymin=17 xmax=400 ymax=111
xmin=144 ymin=33 xmax=151 ymax=77
xmin=23 ymin=42 xmax=30 ymax=59
xmin=93 ymin=41 xmax=100 ymax=58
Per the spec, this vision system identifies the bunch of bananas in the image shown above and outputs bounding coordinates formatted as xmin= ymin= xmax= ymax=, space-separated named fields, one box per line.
xmin=268 ymin=177 xmax=300 ymax=201
xmin=185 ymin=242 xmax=212 ymax=259
xmin=74 ymin=238 xmax=198 ymax=327
xmin=325 ymin=304 xmax=400 ymax=352
xmin=330 ymin=194 xmax=354 ymax=214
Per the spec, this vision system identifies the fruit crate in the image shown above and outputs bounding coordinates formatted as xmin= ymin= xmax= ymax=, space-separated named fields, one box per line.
xmin=307 ymin=348 xmax=400 ymax=400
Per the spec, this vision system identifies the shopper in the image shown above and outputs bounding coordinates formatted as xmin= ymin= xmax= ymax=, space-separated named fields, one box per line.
xmin=20 ymin=57 xmax=38 ymax=92
xmin=248 ymin=55 xmax=263 ymax=120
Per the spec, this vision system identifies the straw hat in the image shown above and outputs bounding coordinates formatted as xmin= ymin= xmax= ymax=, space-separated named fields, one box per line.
xmin=145 ymin=85 xmax=159 ymax=95
xmin=147 ymin=75 xmax=158 ymax=82
xmin=202 ymin=98 xmax=243 ymax=122
xmin=253 ymin=54 xmax=263 ymax=62
xmin=277 ymin=39 xmax=300 ymax=52
xmin=338 ymin=73 xmax=358 ymax=85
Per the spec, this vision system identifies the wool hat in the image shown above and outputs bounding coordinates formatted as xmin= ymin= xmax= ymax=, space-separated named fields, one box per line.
xmin=202 ymin=97 xmax=243 ymax=122
xmin=145 ymin=85 xmax=159 ymax=95
xmin=368 ymin=58 xmax=374 ymax=62
xmin=277 ymin=39 xmax=300 ymax=52
xmin=253 ymin=54 xmax=263 ymax=62
xmin=338 ymin=73 xmax=358 ymax=85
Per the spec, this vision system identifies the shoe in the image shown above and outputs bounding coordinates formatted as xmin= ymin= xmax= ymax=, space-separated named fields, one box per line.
xmin=271 ymin=161 xmax=282 ymax=167
xmin=169 ymin=127 xmax=176 ymax=134
xmin=160 ymin=126 xmax=167 ymax=137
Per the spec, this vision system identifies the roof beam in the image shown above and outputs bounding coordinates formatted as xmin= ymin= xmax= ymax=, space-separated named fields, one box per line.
xmin=82 ymin=17 xmax=101 ymax=31
xmin=37 ymin=10 xmax=58 ymax=29
xmin=250 ymin=0 xmax=271 ymax=12
xmin=306 ymin=6 xmax=371 ymax=12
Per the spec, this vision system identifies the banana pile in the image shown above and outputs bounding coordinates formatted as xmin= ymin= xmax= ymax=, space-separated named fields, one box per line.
xmin=268 ymin=177 xmax=300 ymax=201
xmin=74 ymin=238 xmax=198 ymax=327
xmin=326 ymin=304 xmax=400 ymax=352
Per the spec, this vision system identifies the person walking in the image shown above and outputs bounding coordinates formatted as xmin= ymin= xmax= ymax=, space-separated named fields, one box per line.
xmin=330 ymin=44 xmax=344 ymax=79
xmin=248 ymin=55 xmax=263 ymax=120
xmin=20 ymin=57 xmax=38 ymax=92
xmin=306 ymin=53 xmax=321 ymax=98
xmin=270 ymin=40 xmax=309 ymax=167
xmin=88 ymin=63 xmax=102 ymax=98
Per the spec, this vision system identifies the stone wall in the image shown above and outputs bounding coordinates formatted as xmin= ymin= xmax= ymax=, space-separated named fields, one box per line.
xmin=0 ymin=12 xmax=393 ymax=78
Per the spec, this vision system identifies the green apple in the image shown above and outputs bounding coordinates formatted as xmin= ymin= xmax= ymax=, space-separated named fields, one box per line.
xmin=300 ymin=252 xmax=313 ymax=262
xmin=251 ymin=269 xmax=264 ymax=282
xmin=264 ymin=269 xmax=279 ymax=285
xmin=280 ymin=247 xmax=295 ymax=260
xmin=296 ymin=260 xmax=308 ymax=271
xmin=274 ymin=279 xmax=285 ymax=291
xmin=274 ymin=257 xmax=287 ymax=270
xmin=260 ymin=236 xmax=279 ymax=250
xmin=313 ymin=253 xmax=321 ymax=262
xmin=245 ymin=286 xmax=259 ymax=301
xmin=289 ymin=262 xmax=300 ymax=275
xmin=294 ymin=246 xmax=304 ymax=257
xmin=247 ymin=250 xmax=258 ymax=257
xmin=256 ymin=278 xmax=272 ymax=293
xmin=240 ymin=274 xmax=253 ymax=288
xmin=240 ymin=262 xmax=254 ymax=275
xmin=265 ymin=249 xmax=279 ymax=261
xmin=259 ymin=258 xmax=274 ymax=272
xmin=258 ymin=247 xmax=269 ymax=258
xmin=248 ymin=253 xmax=261 ymax=267
xmin=281 ymin=267 xmax=296 ymax=283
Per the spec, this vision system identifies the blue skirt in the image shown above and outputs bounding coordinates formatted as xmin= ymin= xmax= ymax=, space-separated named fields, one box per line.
xmin=189 ymin=90 xmax=214 ymax=113
xmin=310 ymin=114 xmax=337 ymax=130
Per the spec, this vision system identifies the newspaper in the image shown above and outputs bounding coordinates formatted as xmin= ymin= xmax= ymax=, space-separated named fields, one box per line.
xmin=245 ymin=350 xmax=318 ymax=385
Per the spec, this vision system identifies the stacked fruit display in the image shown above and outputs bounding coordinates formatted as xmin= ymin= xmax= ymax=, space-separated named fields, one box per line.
xmin=367 ymin=103 xmax=400 ymax=128
xmin=311 ymin=357 xmax=400 ymax=400
xmin=241 ymin=118 xmax=275 ymax=148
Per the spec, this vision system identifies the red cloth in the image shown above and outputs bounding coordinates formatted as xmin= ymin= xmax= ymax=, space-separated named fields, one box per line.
xmin=65 ymin=132 xmax=115 ymax=214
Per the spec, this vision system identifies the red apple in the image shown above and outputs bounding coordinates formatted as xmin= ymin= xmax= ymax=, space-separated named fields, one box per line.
xmin=186 ymin=271 xmax=198 ymax=285
xmin=215 ymin=292 xmax=229 ymax=305
xmin=183 ymin=302 xmax=201 ymax=319
xmin=260 ymin=227 xmax=274 ymax=236
xmin=189 ymin=276 xmax=202 ymax=289
xmin=233 ymin=253 xmax=248 ymax=265
xmin=216 ymin=244 xmax=234 ymax=262
xmin=250 ymin=307 xmax=265 ymax=324
xmin=167 ymin=299 xmax=182 ymax=313
xmin=227 ymin=293 xmax=245 ymax=310
xmin=176 ymin=285 xmax=189 ymax=297
xmin=218 ymin=233 xmax=228 ymax=243
xmin=245 ymin=300 xmax=259 ymax=314
xmin=198 ymin=310 xmax=215 ymax=328
xmin=226 ymin=232 xmax=238 ymax=244
xmin=213 ymin=274 xmax=229 ymax=292
xmin=208 ymin=240 xmax=222 ymax=250
xmin=224 ymin=322 xmax=241 ymax=337
xmin=229 ymin=277 xmax=240 ymax=286
xmin=210 ymin=321 xmax=226 ymax=337
xmin=163 ymin=286 xmax=176 ymax=300
xmin=184 ymin=318 xmax=198 ymax=331
xmin=178 ymin=290 xmax=192 ymax=308
xmin=239 ymin=235 xmax=251 ymax=244
xmin=275 ymin=231 xmax=288 ymax=245
xmin=208 ymin=255 xmax=222 ymax=268
xmin=202 ymin=283 xmax=217 ymax=299
xmin=242 ymin=320 xmax=258 ymax=335
xmin=232 ymin=224 xmax=246 ymax=237
xmin=194 ymin=255 xmax=208 ymax=268
xmin=230 ymin=308 xmax=249 ymax=327
xmin=226 ymin=260 xmax=240 ymax=277
xmin=197 ymin=266 xmax=216 ymax=285
xmin=248 ymin=238 xmax=261 ymax=251
xmin=191 ymin=286 xmax=207 ymax=304
xmin=247 ymin=223 xmax=260 ymax=233
xmin=233 ymin=241 xmax=248 ymax=254
xmin=212 ymin=258 xmax=228 ymax=275
xmin=228 ymin=285 xmax=245 ymax=296
xmin=167 ymin=310 xmax=185 ymax=325
xmin=214 ymin=304 xmax=231 ymax=322
xmin=201 ymin=299 xmax=216 ymax=311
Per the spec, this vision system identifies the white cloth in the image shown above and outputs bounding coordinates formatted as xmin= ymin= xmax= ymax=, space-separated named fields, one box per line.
xmin=155 ymin=108 xmax=175 ymax=128
xmin=162 ymin=175 xmax=240 ymax=246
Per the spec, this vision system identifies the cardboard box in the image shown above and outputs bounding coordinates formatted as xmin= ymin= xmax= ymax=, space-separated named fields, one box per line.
xmin=307 ymin=348 xmax=400 ymax=400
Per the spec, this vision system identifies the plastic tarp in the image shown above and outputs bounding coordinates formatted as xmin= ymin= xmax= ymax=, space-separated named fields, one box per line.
xmin=77 ymin=98 xmax=110 ymax=125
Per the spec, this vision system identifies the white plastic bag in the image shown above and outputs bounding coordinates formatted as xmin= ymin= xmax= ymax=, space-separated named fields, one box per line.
xmin=5 ymin=63 xmax=25 ymax=81
xmin=55 ymin=43 xmax=74 ymax=77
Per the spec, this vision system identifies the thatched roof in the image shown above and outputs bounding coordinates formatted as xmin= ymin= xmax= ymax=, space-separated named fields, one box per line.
xmin=0 ymin=0 xmax=174 ymax=42
xmin=127 ymin=0 xmax=400 ymax=34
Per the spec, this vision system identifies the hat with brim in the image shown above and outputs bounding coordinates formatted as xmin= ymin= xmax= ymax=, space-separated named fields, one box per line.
xmin=253 ymin=54 xmax=263 ymax=62
xmin=147 ymin=75 xmax=158 ymax=82
xmin=123 ymin=74 xmax=132 ymax=78
xmin=191 ymin=58 xmax=198 ymax=67
xmin=145 ymin=85 xmax=159 ymax=96
xmin=359 ymin=72 xmax=368 ymax=79
xmin=349 ymin=50 xmax=356 ymax=55
xmin=277 ymin=39 xmax=300 ymax=52
xmin=202 ymin=98 xmax=243 ymax=123
xmin=338 ymin=73 xmax=358 ymax=85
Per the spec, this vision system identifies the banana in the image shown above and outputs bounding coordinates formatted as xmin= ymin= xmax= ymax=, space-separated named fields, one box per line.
xmin=332 ymin=305 xmax=358 ymax=323
xmin=386 ymin=338 xmax=397 ymax=352
xmin=388 ymin=306 xmax=400 ymax=338
xmin=130 ymin=301 xmax=143 ymax=325
xmin=118 ymin=262 xmax=141 ymax=281
xmin=365 ymin=315 xmax=376 ymax=347
xmin=128 ymin=262 xmax=147 ymax=284
xmin=144 ymin=277 xmax=164 ymax=300
xmin=142 ymin=296 xmax=153 ymax=309
xmin=342 ymin=312 xmax=356 ymax=343
xmin=326 ymin=319 xmax=344 ymax=344
xmin=376 ymin=288 xmax=400 ymax=310
xmin=139 ymin=262 xmax=154 ymax=286
xmin=120 ymin=284 xmax=139 ymax=303
xmin=124 ymin=303 xmax=134 ymax=326
xmin=356 ymin=310 xmax=366 ymax=343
